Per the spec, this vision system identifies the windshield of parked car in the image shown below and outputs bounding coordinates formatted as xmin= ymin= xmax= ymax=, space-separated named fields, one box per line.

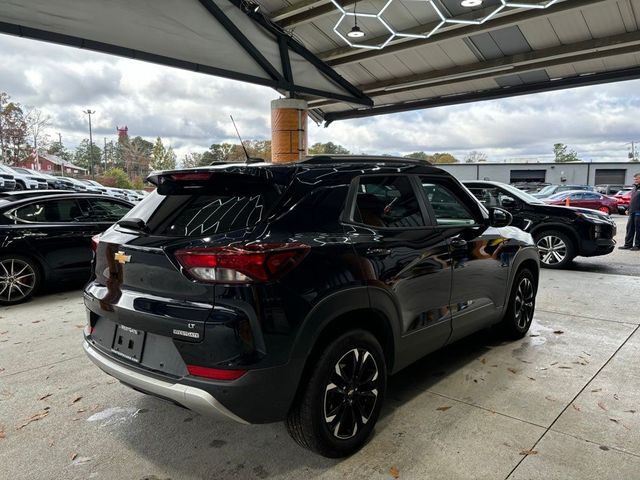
xmin=546 ymin=191 xmax=572 ymax=200
xmin=536 ymin=185 xmax=556 ymax=195
xmin=499 ymin=183 xmax=545 ymax=204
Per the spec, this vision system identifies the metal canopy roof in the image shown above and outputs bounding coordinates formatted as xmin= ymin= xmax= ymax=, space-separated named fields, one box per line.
xmin=0 ymin=0 xmax=372 ymax=108
xmin=1 ymin=0 xmax=639 ymax=124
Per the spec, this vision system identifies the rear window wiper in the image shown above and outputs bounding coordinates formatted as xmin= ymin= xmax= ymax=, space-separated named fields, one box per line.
xmin=116 ymin=217 xmax=148 ymax=232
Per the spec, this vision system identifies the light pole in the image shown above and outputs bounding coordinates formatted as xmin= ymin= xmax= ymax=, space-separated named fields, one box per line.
xmin=83 ymin=109 xmax=96 ymax=178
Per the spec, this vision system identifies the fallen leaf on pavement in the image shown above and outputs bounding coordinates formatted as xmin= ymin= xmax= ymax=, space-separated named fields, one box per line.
xmin=545 ymin=396 xmax=555 ymax=402
xmin=529 ymin=334 xmax=540 ymax=337
xmin=38 ymin=393 xmax=52 ymax=401
xmin=582 ymin=351 xmax=591 ymax=356
xmin=528 ymin=377 xmax=536 ymax=381
xmin=519 ymin=449 xmax=538 ymax=456
xmin=71 ymin=453 xmax=78 ymax=461
xmin=480 ymin=358 xmax=486 ymax=364
xmin=550 ymin=362 xmax=558 ymax=366
xmin=16 ymin=410 xmax=49 ymax=430
xmin=0 ymin=331 xmax=8 ymax=335
xmin=613 ymin=394 xmax=619 ymax=401
xmin=624 ymin=410 xmax=636 ymax=414
xmin=0 ymin=426 xmax=5 ymax=439
xmin=572 ymin=404 xmax=581 ymax=412
xmin=48 ymin=439 xmax=54 ymax=447
xmin=390 ymin=466 xmax=400 ymax=479
xmin=31 ymin=320 xmax=41 ymax=324
xmin=507 ymin=368 xmax=518 ymax=374
xmin=553 ymin=330 xmax=564 ymax=335
xmin=558 ymin=366 xmax=573 ymax=369
xmin=598 ymin=402 xmax=608 ymax=411
xmin=436 ymin=406 xmax=451 ymax=412
xmin=591 ymin=388 xmax=602 ymax=393
xmin=70 ymin=396 xmax=82 ymax=404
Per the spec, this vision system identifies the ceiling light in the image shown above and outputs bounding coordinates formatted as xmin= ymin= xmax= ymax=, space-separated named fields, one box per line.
xmin=461 ymin=0 xmax=483 ymax=6
xmin=347 ymin=25 xmax=365 ymax=38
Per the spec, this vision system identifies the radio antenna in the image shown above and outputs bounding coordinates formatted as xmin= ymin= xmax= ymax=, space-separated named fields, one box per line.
xmin=230 ymin=115 xmax=250 ymax=164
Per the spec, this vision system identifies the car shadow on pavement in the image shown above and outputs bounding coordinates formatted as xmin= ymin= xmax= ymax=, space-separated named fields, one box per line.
xmin=109 ymin=328 xmax=499 ymax=479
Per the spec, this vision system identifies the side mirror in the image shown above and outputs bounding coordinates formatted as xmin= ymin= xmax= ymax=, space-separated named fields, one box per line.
xmin=488 ymin=207 xmax=512 ymax=228
xmin=500 ymin=196 xmax=517 ymax=209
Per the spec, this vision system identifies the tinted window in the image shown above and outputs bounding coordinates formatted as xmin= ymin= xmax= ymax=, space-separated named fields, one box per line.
xmin=11 ymin=199 xmax=84 ymax=223
xmin=85 ymin=198 xmax=132 ymax=221
xmin=468 ymin=186 xmax=518 ymax=209
xmin=353 ymin=176 xmax=424 ymax=228
xmin=125 ymin=182 xmax=283 ymax=237
xmin=422 ymin=182 xmax=476 ymax=226
xmin=583 ymin=192 xmax=601 ymax=200
xmin=569 ymin=192 xmax=584 ymax=200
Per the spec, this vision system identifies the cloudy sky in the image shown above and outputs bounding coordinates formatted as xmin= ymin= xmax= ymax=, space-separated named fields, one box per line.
xmin=1 ymin=33 xmax=639 ymax=163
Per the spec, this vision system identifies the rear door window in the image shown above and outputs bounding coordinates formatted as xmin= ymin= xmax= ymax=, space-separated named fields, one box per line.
xmin=84 ymin=198 xmax=132 ymax=222
xmin=352 ymin=176 xmax=425 ymax=228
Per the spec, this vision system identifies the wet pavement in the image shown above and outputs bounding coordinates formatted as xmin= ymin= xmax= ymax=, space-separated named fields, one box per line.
xmin=1 ymin=219 xmax=639 ymax=480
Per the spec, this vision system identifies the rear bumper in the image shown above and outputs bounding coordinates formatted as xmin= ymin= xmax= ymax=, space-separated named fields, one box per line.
xmin=83 ymin=340 xmax=249 ymax=424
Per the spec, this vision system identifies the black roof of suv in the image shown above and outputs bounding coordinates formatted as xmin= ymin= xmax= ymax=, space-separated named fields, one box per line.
xmin=83 ymin=157 xmax=540 ymax=457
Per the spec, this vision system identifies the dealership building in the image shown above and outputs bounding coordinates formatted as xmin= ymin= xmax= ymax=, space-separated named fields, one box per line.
xmin=437 ymin=162 xmax=640 ymax=186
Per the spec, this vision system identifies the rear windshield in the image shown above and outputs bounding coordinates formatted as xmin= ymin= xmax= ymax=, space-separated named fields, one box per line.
xmin=122 ymin=175 xmax=286 ymax=237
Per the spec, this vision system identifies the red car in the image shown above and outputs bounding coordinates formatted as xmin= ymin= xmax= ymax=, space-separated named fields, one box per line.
xmin=543 ymin=190 xmax=618 ymax=214
xmin=614 ymin=190 xmax=632 ymax=214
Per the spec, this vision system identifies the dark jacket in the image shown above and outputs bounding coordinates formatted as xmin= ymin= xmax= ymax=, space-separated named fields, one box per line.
xmin=630 ymin=184 xmax=640 ymax=213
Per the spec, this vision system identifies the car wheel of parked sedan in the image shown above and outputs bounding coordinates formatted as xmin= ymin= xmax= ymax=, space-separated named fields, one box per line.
xmin=14 ymin=181 xmax=24 ymax=191
xmin=598 ymin=206 xmax=610 ymax=214
xmin=0 ymin=255 xmax=41 ymax=305
xmin=534 ymin=230 xmax=575 ymax=269
xmin=287 ymin=329 xmax=387 ymax=458
xmin=498 ymin=268 xmax=536 ymax=339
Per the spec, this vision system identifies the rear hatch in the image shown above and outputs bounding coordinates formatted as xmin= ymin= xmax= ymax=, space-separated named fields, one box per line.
xmin=87 ymin=167 xmax=295 ymax=355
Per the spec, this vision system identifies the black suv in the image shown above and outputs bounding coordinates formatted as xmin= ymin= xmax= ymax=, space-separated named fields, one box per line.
xmin=465 ymin=181 xmax=616 ymax=269
xmin=83 ymin=157 xmax=539 ymax=457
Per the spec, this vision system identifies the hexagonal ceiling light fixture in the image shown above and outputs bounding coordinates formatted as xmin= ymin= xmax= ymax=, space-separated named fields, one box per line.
xmin=331 ymin=0 xmax=396 ymax=50
xmin=330 ymin=0 xmax=560 ymax=49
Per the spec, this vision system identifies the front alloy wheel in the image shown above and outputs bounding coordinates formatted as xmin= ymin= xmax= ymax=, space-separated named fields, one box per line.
xmin=324 ymin=348 xmax=379 ymax=440
xmin=535 ymin=230 xmax=575 ymax=269
xmin=0 ymin=256 xmax=39 ymax=305
xmin=514 ymin=276 xmax=535 ymax=330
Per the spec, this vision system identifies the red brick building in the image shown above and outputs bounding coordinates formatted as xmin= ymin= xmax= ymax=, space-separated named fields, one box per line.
xmin=17 ymin=152 xmax=87 ymax=176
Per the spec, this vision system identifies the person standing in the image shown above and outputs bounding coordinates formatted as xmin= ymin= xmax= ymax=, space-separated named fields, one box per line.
xmin=619 ymin=173 xmax=640 ymax=251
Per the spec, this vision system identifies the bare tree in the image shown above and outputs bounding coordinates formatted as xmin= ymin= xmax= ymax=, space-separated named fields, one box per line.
xmin=25 ymin=107 xmax=51 ymax=154
xmin=465 ymin=151 xmax=488 ymax=163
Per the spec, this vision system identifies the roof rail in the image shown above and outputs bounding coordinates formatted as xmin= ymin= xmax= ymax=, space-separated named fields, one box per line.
xmin=300 ymin=155 xmax=431 ymax=165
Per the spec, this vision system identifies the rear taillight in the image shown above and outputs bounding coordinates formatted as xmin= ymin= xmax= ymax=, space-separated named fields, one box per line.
xmin=186 ymin=365 xmax=247 ymax=381
xmin=170 ymin=172 xmax=212 ymax=181
xmin=175 ymin=242 xmax=310 ymax=284
xmin=91 ymin=234 xmax=101 ymax=252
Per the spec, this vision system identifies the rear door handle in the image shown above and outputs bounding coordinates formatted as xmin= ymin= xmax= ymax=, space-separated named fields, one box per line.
xmin=450 ymin=238 xmax=467 ymax=249
xmin=365 ymin=248 xmax=391 ymax=258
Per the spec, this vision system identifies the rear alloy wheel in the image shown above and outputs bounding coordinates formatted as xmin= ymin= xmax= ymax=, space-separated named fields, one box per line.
xmin=14 ymin=181 xmax=24 ymax=191
xmin=535 ymin=230 xmax=575 ymax=269
xmin=287 ymin=329 xmax=386 ymax=457
xmin=498 ymin=268 xmax=536 ymax=339
xmin=598 ymin=206 xmax=610 ymax=214
xmin=0 ymin=255 xmax=40 ymax=305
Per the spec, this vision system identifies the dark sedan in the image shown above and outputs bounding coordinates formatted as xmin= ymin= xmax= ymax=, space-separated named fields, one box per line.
xmin=0 ymin=193 xmax=132 ymax=305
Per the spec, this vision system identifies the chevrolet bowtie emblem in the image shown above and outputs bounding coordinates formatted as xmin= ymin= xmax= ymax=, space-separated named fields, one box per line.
xmin=114 ymin=251 xmax=131 ymax=264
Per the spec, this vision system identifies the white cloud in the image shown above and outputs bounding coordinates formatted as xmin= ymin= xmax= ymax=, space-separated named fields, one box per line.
xmin=0 ymin=34 xmax=639 ymax=163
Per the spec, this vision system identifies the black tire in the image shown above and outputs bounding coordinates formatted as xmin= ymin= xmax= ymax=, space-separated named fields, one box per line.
xmin=498 ymin=268 xmax=536 ymax=339
xmin=14 ymin=181 xmax=25 ymax=191
xmin=534 ymin=230 xmax=576 ymax=269
xmin=0 ymin=254 xmax=41 ymax=305
xmin=286 ymin=329 xmax=387 ymax=458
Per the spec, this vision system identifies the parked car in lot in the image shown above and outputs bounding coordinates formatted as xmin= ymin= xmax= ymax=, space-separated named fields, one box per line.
xmin=532 ymin=184 xmax=594 ymax=199
xmin=0 ymin=193 xmax=133 ymax=305
xmin=83 ymin=156 xmax=539 ymax=457
xmin=60 ymin=176 xmax=103 ymax=193
xmin=0 ymin=168 xmax=16 ymax=191
xmin=543 ymin=190 xmax=618 ymax=214
xmin=0 ymin=165 xmax=48 ymax=190
xmin=614 ymin=190 xmax=633 ymax=214
xmin=36 ymin=172 xmax=76 ymax=190
xmin=595 ymin=184 xmax=629 ymax=195
xmin=465 ymin=181 xmax=617 ymax=269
